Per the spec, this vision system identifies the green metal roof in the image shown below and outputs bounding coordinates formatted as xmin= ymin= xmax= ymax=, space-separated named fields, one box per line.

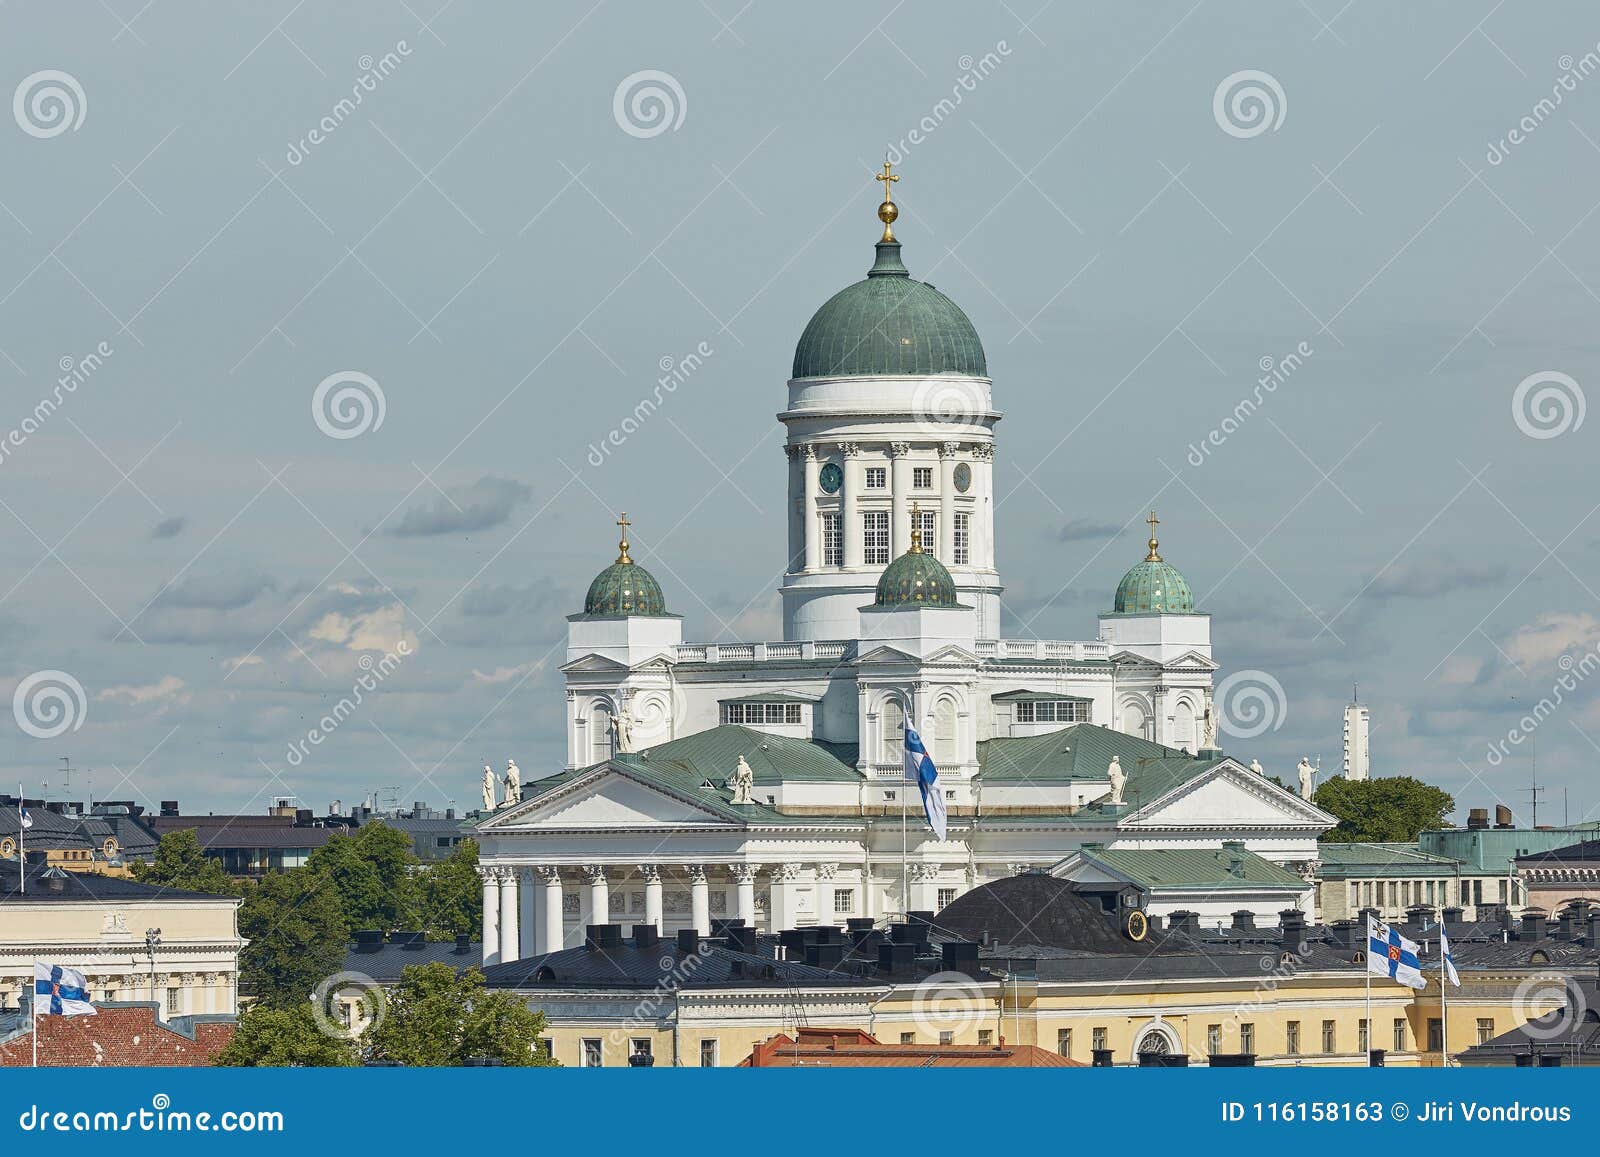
xmin=791 ymin=240 xmax=987 ymax=379
xmin=1314 ymin=842 xmax=1461 ymax=878
xmin=1111 ymin=558 xmax=1194 ymax=614
xmin=873 ymin=543 xmax=961 ymax=608
xmin=978 ymin=724 xmax=1223 ymax=806
xmin=583 ymin=560 xmax=670 ymax=617
xmin=1084 ymin=846 xmax=1308 ymax=890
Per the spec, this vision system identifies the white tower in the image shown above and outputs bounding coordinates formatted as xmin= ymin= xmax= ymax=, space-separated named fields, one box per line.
xmin=1342 ymin=692 xmax=1369 ymax=781
xmin=779 ymin=163 xmax=1002 ymax=642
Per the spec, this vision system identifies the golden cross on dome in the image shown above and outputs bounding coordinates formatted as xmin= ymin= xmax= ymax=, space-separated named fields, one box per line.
xmin=615 ymin=512 xmax=632 ymax=565
xmin=872 ymin=158 xmax=900 ymax=242
xmin=909 ymin=501 xmax=923 ymax=553
xmin=1145 ymin=510 xmax=1162 ymax=562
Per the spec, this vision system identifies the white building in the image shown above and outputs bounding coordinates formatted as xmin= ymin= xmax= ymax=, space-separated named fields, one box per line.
xmin=1343 ymin=700 xmax=1370 ymax=781
xmin=474 ymin=177 xmax=1336 ymax=965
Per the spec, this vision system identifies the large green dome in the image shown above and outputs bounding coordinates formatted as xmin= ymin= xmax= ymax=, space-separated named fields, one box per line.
xmin=792 ymin=241 xmax=987 ymax=380
xmin=584 ymin=562 xmax=668 ymax=616
xmin=1112 ymin=560 xmax=1194 ymax=614
xmin=874 ymin=532 xmax=961 ymax=609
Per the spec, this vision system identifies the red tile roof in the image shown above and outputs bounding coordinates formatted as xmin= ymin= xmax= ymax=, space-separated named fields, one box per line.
xmin=743 ymin=1028 xmax=1084 ymax=1068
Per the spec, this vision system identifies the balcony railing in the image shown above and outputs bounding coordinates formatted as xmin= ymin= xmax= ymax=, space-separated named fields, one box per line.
xmin=672 ymin=638 xmax=1107 ymax=664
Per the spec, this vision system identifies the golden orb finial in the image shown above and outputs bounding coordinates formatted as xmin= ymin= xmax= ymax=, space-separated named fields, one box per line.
xmin=615 ymin=512 xmax=633 ymax=565
xmin=1145 ymin=510 xmax=1162 ymax=562
xmin=872 ymin=158 xmax=900 ymax=242
xmin=909 ymin=501 xmax=923 ymax=553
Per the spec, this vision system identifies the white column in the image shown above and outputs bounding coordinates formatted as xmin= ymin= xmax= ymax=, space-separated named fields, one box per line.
xmin=688 ymin=865 xmax=710 ymax=935
xmin=642 ymin=864 xmax=663 ymax=930
xmin=973 ymin=443 xmax=995 ymax=570
xmin=480 ymin=867 xmax=501 ymax=966
xmin=802 ymin=444 xmax=821 ymax=571
xmin=939 ymin=442 xmax=959 ymax=567
xmin=499 ymin=867 xmax=520 ymax=963
xmin=733 ymin=864 xmax=758 ymax=927
xmin=540 ymin=866 xmax=564 ymax=952
xmin=770 ymin=863 xmax=805 ymax=932
xmin=890 ymin=442 xmax=912 ymax=556
xmin=586 ymin=864 xmax=609 ymax=926
xmin=786 ymin=445 xmax=803 ymax=569
xmin=520 ymin=867 xmax=538 ymax=951
xmin=840 ymin=443 xmax=862 ymax=568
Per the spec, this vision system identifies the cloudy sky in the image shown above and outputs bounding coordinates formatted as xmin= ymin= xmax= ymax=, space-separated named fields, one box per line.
xmin=2 ymin=2 xmax=1598 ymax=823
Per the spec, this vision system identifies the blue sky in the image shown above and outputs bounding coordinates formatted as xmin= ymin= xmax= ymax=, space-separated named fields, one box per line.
xmin=2 ymin=1 xmax=1599 ymax=823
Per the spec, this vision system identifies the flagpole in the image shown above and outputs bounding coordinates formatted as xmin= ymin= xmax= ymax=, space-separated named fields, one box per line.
xmin=1364 ymin=914 xmax=1372 ymax=1067
xmin=900 ymin=692 xmax=909 ymax=920
xmin=31 ymin=965 xmax=38 ymax=1068
xmin=18 ymin=783 xmax=24 ymax=897
xmin=1440 ymin=930 xmax=1450 ymax=1068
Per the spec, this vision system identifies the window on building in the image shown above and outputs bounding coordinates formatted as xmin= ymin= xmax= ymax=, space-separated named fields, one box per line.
xmin=1015 ymin=699 xmax=1090 ymax=724
xmin=1091 ymin=1027 xmax=1107 ymax=1052
xmin=1393 ymin=1019 xmax=1407 ymax=1052
xmin=540 ymin=1038 xmax=553 ymax=1060
xmin=1239 ymin=1023 xmax=1255 ymax=1053
xmin=1388 ymin=881 xmax=1398 ymax=909
xmin=865 ymin=467 xmax=887 ymax=489
xmin=1057 ymin=1028 xmax=1072 ymax=1057
xmin=722 ymin=702 xmax=802 ymax=725
xmin=913 ymin=466 xmax=933 ymax=489
xmin=863 ymin=510 xmax=890 ymax=565
xmin=1402 ymin=880 xmax=1411 ymax=906
xmin=1321 ymin=1020 xmax=1336 ymax=1054
xmin=1206 ymin=1025 xmax=1221 ymax=1055
xmin=630 ymin=1038 xmax=652 ymax=1061
xmin=592 ymin=704 xmax=614 ymax=764
xmin=1359 ymin=1018 xmax=1369 ymax=1053
xmin=914 ymin=508 xmax=936 ymax=555
xmin=900 ymin=1032 xmax=915 ymax=1044
xmin=937 ymin=887 xmax=957 ymax=909
xmin=1427 ymin=1019 xmax=1443 ymax=1051
xmin=1476 ymin=1017 xmax=1495 ymax=1045
xmin=953 ymin=512 xmax=970 ymax=566
xmin=1498 ymin=878 xmax=1508 ymax=903
xmin=699 ymin=1039 xmax=718 ymax=1067
xmin=167 ymin=987 xmax=180 ymax=1015
xmin=880 ymin=699 xmax=905 ymax=764
xmin=821 ymin=512 xmax=842 ymax=567
xmin=1285 ymin=1021 xmax=1300 ymax=1055
xmin=938 ymin=1031 xmax=953 ymax=1046
xmin=581 ymin=1038 xmax=603 ymax=1067
xmin=978 ymin=1029 xmax=993 ymax=1046
xmin=1426 ymin=881 xmax=1435 ymax=905
xmin=833 ymin=889 xmax=854 ymax=914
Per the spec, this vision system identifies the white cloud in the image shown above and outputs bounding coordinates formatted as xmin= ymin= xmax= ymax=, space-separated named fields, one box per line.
xmin=1502 ymin=611 xmax=1600 ymax=670
xmin=96 ymin=675 xmax=190 ymax=707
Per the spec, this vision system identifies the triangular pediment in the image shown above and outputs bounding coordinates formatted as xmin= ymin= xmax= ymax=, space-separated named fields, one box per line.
xmin=559 ymin=652 xmax=676 ymax=675
xmin=1123 ymin=761 xmax=1336 ymax=830
xmin=854 ymin=643 xmax=921 ymax=665
xmin=479 ymin=765 xmax=740 ymax=831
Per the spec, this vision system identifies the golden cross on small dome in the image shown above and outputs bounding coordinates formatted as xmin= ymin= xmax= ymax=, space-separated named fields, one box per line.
xmin=1145 ymin=510 xmax=1162 ymax=562
xmin=872 ymin=158 xmax=900 ymax=242
xmin=909 ymin=501 xmax=923 ymax=553
xmin=615 ymin=512 xmax=632 ymax=565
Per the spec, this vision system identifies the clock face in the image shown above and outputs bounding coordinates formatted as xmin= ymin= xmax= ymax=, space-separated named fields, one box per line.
xmin=819 ymin=462 xmax=843 ymax=494
xmin=953 ymin=462 xmax=972 ymax=493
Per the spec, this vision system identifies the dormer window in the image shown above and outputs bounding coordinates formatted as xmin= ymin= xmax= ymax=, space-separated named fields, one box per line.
xmin=1015 ymin=700 xmax=1090 ymax=724
xmin=723 ymin=702 xmax=802 ymax=725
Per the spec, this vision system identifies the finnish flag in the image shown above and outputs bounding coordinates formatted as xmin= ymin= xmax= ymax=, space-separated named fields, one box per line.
xmin=19 ymin=806 xmax=32 ymax=830
xmin=904 ymin=720 xmax=947 ymax=841
xmin=34 ymin=963 xmax=96 ymax=1017
xmin=1366 ymin=916 xmax=1426 ymax=990
xmin=1440 ymin=924 xmax=1461 ymax=987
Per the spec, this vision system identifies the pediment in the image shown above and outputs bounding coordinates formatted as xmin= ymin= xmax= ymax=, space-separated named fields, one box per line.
xmin=854 ymin=644 xmax=921 ymax=665
xmin=1125 ymin=761 xmax=1336 ymax=830
xmin=559 ymin=653 xmax=632 ymax=675
xmin=1166 ymin=650 xmax=1219 ymax=670
xmin=480 ymin=766 xmax=739 ymax=831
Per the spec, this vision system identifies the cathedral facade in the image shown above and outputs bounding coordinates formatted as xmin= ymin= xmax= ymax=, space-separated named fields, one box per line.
xmin=473 ymin=178 xmax=1332 ymax=966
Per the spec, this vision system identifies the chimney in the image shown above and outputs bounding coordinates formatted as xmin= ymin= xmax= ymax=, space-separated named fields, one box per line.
xmin=160 ymin=800 xmax=179 ymax=817
xmin=1208 ymin=1053 xmax=1257 ymax=1067
xmin=454 ymin=933 xmax=471 ymax=954
xmin=1405 ymin=905 xmax=1434 ymax=934
xmin=779 ymin=928 xmax=807 ymax=959
xmin=804 ymin=943 xmax=845 ymax=968
xmin=1558 ymin=907 xmax=1577 ymax=941
xmin=1231 ymin=910 xmax=1255 ymax=931
xmin=633 ymin=924 xmax=660 ymax=948
xmin=585 ymin=924 xmax=623 ymax=952
xmin=1441 ymin=906 xmax=1463 ymax=926
xmin=727 ymin=926 xmax=760 ymax=954
xmin=1587 ymin=913 xmax=1600 ymax=949
xmin=877 ymin=942 xmax=916 ymax=976
xmin=1167 ymin=910 xmax=1197 ymax=934
xmin=1328 ymin=919 xmax=1362 ymax=951
xmin=354 ymin=929 xmax=384 ymax=954
xmin=941 ymin=941 xmax=981 ymax=977
xmin=891 ymin=921 xmax=929 ymax=946
xmin=1519 ymin=908 xmax=1548 ymax=940
xmin=676 ymin=928 xmax=700 ymax=955
xmin=1467 ymin=808 xmax=1489 ymax=831
xmin=1494 ymin=804 xmax=1514 ymax=829
xmin=1279 ymin=909 xmax=1306 ymax=954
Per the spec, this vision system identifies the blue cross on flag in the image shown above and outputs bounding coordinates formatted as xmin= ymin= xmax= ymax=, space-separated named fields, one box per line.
xmin=903 ymin=719 xmax=947 ymax=841
xmin=1440 ymin=924 xmax=1461 ymax=987
xmin=33 ymin=963 xmax=96 ymax=1017
xmin=1366 ymin=916 xmax=1426 ymax=990
xmin=19 ymin=805 xmax=32 ymax=830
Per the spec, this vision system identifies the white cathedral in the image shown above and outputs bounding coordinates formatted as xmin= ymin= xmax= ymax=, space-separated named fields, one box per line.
xmin=473 ymin=174 xmax=1334 ymax=965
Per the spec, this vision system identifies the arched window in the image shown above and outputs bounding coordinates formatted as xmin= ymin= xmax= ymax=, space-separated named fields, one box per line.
xmin=1121 ymin=699 xmax=1150 ymax=741
xmin=1173 ymin=700 xmax=1197 ymax=753
xmin=933 ymin=697 xmax=958 ymax=765
xmin=592 ymin=703 xmax=615 ymax=764
xmin=880 ymin=699 xmax=905 ymax=765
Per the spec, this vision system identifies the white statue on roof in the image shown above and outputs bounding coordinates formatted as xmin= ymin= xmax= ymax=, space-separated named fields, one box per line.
xmin=503 ymin=758 xmax=522 ymax=806
xmin=1106 ymin=756 xmax=1126 ymax=806
xmin=1297 ymin=757 xmax=1315 ymax=801
xmin=729 ymin=755 xmax=755 ymax=805
xmin=481 ymin=764 xmax=497 ymax=811
xmin=1249 ymin=757 xmax=1264 ymax=777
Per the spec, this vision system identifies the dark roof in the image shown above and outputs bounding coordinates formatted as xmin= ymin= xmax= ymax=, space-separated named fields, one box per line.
xmin=0 ymin=859 xmax=236 ymax=903
xmin=0 ymin=804 xmax=94 ymax=849
xmin=1517 ymin=838 xmax=1600 ymax=865
xmin=932 ymin=873 xmax=1173 ymax=957
xmin=342 ymin=939 xmax=480 ymax=981
xmin=150 ymin=815 xmax=336 ymax=850
xmin=1458 ymin=980 xmax=1600 ymax=1064
xmin=482 ymin=935 xmax=877 ymax=991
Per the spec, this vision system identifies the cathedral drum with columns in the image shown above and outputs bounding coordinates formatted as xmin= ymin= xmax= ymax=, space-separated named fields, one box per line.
xmin=473 ymin=169 xmax=1333 ymax=967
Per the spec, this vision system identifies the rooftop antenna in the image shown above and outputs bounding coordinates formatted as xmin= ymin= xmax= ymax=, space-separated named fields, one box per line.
xmin=1526 ymin=735 xmax=1544 ymax=829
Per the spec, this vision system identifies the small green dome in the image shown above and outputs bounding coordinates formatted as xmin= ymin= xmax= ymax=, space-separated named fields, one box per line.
xmin=1113 ymin=560 xmax=1193 ymax=613
xmin=874 ymin=533 xmax=961 ymax=609
xmin=584 ymin=562 xmax=668 ymax=617
xmin=792 ymin=241 xmax=987 ymax=380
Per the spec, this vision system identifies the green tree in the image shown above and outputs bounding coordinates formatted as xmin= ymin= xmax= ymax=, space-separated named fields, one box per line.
xmin=363 ymin=962 xmax=553 ymax=1067
xmin=238 ymin=869 xmax=348 ymax=1009
xmin=307 ymin=821 xmax=420 ymax=931
xmin=1314 ymin=776 xmax=1456 ymax=843
xmin=212 ymin=1003 xmax=356 ymax=1067
xmin=417 ymin=839 xmax=480 ymax=939
xmin=130 ymin=829 xmax=240 ymax=896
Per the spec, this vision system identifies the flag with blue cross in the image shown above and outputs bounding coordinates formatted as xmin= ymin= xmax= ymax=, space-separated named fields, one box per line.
xmin=1365 ymin=916 xmax=1426 ymax=989
xmin=33 ymin=963 xmax=97 ymax=1017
